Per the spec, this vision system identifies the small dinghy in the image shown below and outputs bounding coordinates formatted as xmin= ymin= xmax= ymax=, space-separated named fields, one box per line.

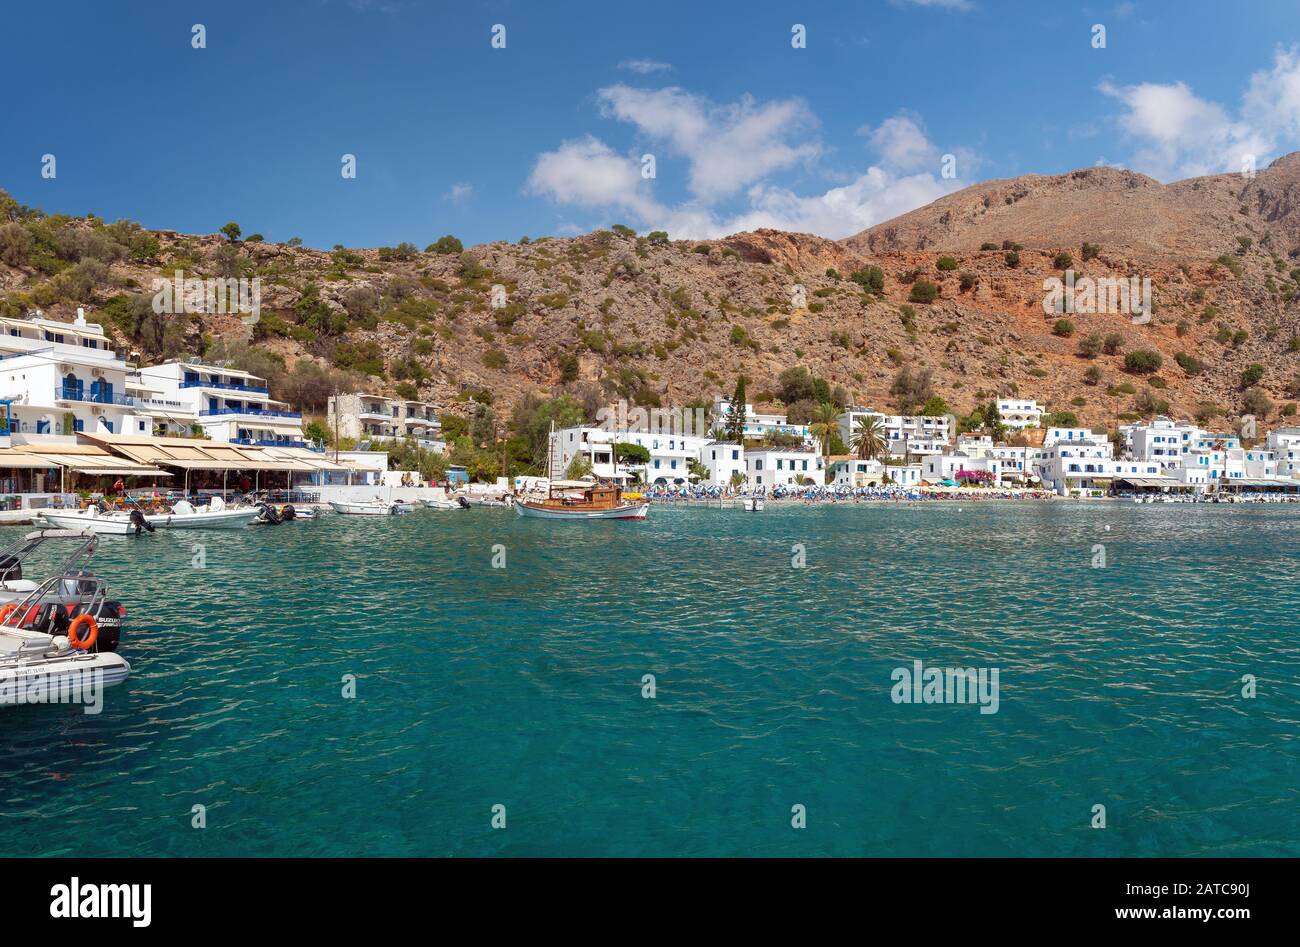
xmin=0 ymin=536 xmax=131 ymax=709
xmin=420 ymin=495 xmax=469 ymax=510
xmin=329 ymin=497 xmax=411 ymax=516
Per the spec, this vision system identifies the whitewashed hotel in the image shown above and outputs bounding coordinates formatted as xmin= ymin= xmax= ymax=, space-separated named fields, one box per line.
xmin=745 ymin=448 xmax=825 ymax=488
xmin=327 ymin=392 xmax=442 ymax=450
xmin=1266 ymin=427 xmax=1300 ymax=478
xmin=836 ymin=408 xmax=951 ymax=459
xmin=701 ymin=441 xmax=746 ymax=486
xmin=923 ymin=453 xmax=1002 ymax=483
xmin=0 ymin=309 xmax=153 ymax=438
xmin=996 ymin=398 xmax=1043 ymax=430
xmin=711 ymin=399 xmax=812 ymax=443
xmin=555 ymin=425 xmax=718 ymax=485
xmin=138 ymin=360 xmax=307 ymax=448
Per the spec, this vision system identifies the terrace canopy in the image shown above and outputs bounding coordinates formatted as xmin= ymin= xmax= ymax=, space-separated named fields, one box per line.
xmin=78 ymin=433 xmax=305 ymax=472
xmin=5 ymin=443 xmax=171 ymax=491
xmin=1112 ymin=476 xmax=1186 ymax=491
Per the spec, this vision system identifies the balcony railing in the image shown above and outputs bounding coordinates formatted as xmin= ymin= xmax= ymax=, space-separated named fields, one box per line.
xmin=199 ymin=407 xmax=302 ymax=419
xmin=55 ymin=387 xmax=134 ymax=407
xmin=233 ymin=437 xmax=307 ymax=449
xmin=180 ymin=379 xmax=270 ymax=394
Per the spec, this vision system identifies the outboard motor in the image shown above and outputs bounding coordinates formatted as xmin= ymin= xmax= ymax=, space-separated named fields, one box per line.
xmin=279 ymin=504 xmax=296 ymax=521
xmin=456 ymin=496 xmax=472 ymax=509
xmin=128 ymin=509 xmax=155 ymax=536
xmin=93 ymin=601 xmax=125 ymax=653
xmin=256 ymin=502 xmax=281 ymax=524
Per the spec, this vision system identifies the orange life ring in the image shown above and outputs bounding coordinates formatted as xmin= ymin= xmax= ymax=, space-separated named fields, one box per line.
xmin=0 ymin=603 xmax=15 ymax=624
xmin=68 ymin=614 xmax=99 ymax=651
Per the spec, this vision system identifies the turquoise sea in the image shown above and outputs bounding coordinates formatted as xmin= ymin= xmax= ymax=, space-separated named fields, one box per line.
xmin=0 ymin=501 xmax=1296 ymax=857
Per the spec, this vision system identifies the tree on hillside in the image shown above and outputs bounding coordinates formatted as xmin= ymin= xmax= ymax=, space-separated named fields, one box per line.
xmin=221 ymin=222 xmax=241 ymax=242
xmin=723 ymin=376 xmax=748 ymax=443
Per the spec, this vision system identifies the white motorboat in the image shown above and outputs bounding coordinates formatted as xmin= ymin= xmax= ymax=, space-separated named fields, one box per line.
xmin=740 ymin=497 xmax=765 ymax=511
xmin=0 ymin=541 xmax=131 ymax=710
xmin=37 ymin=496 xmax=259 ymax=534
xmin=420 ymin=495 xmax=471 ymax=510
xmin=329 ymin=497 xmax=411 ymax=516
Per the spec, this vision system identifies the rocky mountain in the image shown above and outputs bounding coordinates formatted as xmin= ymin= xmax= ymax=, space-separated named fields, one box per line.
xmin=3 ymin=153 xmax=1300 ymax=438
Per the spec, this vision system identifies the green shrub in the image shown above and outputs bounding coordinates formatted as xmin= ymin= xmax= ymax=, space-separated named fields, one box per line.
xmin=427 ymin=235 xmax=463 ymax=254
xmin=482 ymin=349 xmax=508 ymax=369
xmin=1124 ymin=350 xmax=1163 ymax=374
xmin=1240 ymin=363 xmax=1265 ymax=388
xmin=1053 ymin=319 xmax=1075 ymax=337
xmin=909 ymin=280 xmax=940 ymax=303
xmin=936 ymin=256 xmax=958 ymax=271
xmin=849 ymin=265 xmax=885 ymax=294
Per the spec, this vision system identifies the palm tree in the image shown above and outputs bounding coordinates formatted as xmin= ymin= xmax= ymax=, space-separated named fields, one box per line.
xmin=809 ymin=402 xmax=840 ymax=456
xmin=850 ymin=414 xmax=885 ymax=460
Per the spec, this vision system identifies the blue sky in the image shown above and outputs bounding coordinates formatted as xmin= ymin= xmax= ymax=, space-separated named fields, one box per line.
xmin=5 ymin=0 xmax=1300 ymax=249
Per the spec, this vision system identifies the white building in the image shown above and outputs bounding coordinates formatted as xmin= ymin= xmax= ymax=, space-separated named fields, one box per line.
xmin=1119 ymin=416 xmax=1203 ymax=469
xmin=326 ymin=392 xmax=442 ymax=451
xmin=996 ymin=398 xmax=1043 ymax=430
xmin=139 ymin=359 xmax=307 ymax=448
xmin=990 ymin=445 xmax=1044 ymax=483
xmin=837 ymin=408 xmax=951 ymax=459
xmin=745 ymin=448 xmax=825 ymax=488
xmin=954 ymin=433 xmax=995 ymax=457
xmin=1034 ymin=428 xmax=1117 ymax=493
xmin=828 ymin=456 xmax=887 ymax=487
xmin=712 ymin=399 xmax=811 ymax=443
xmin=1266 ymin=427 xmax=1300 ymax=478
xmin=555 ymin=425 xmax=726 ymax=485
xmin=701 ymin=441 xmax=746 ymax=487
xmin=923 ymin=453 xmax=1003 ymax=483
xmin=0 ymin=309 xmax=155 ymax=439
xmin=884 ymin=463 xmax=923 ymax=487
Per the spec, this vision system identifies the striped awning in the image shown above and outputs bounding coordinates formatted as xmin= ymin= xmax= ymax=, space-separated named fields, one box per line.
xmin=9 ymin=444 xmax=169 ymax=476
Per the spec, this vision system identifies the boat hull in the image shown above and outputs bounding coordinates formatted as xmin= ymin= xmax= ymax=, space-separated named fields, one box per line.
xmin=328 ymin=501 xmax=408 ymax=515
xmin=0 ymin=651 xmax=131 ymax=706
xmin=37 ymin=508 xmax=259 ymax=533
xmin=514 ymin=501 xmax=649 ymax=520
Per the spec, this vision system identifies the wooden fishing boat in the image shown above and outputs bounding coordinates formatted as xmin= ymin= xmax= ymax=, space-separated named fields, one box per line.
xmin=514 ymin=481 xmax=649 ymax=520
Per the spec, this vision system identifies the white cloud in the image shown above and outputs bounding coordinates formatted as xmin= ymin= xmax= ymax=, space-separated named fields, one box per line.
xmin=695 ymin=170 xmax=959 ymax=239
xmin=1243 ymin=45 xmax=1300 ymax=143
xmin=1101 ymin=46 xmax=1300 ymax=180
xmin=861 ymin=114 xmax=939 ymax=173
xmin=618 ymin=59 xmax=672 ymax=74
xmin=525 ymin=135 xmax=659 ymax=218
xmin=443 ymin=182 xmax=474 ymax=204
xmin=596 ymin=85 xmax=821 ymax=202
xmin=526 ymin=91 xmax=967 ymax=241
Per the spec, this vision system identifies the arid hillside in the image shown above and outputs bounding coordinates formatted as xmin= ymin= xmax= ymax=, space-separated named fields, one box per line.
xmin=3 ymin=154 xmax=1300 ymax=436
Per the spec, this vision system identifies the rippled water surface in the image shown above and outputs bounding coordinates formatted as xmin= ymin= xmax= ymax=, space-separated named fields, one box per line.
xmin=1 ymin=502 xmax=1296 ymax=856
